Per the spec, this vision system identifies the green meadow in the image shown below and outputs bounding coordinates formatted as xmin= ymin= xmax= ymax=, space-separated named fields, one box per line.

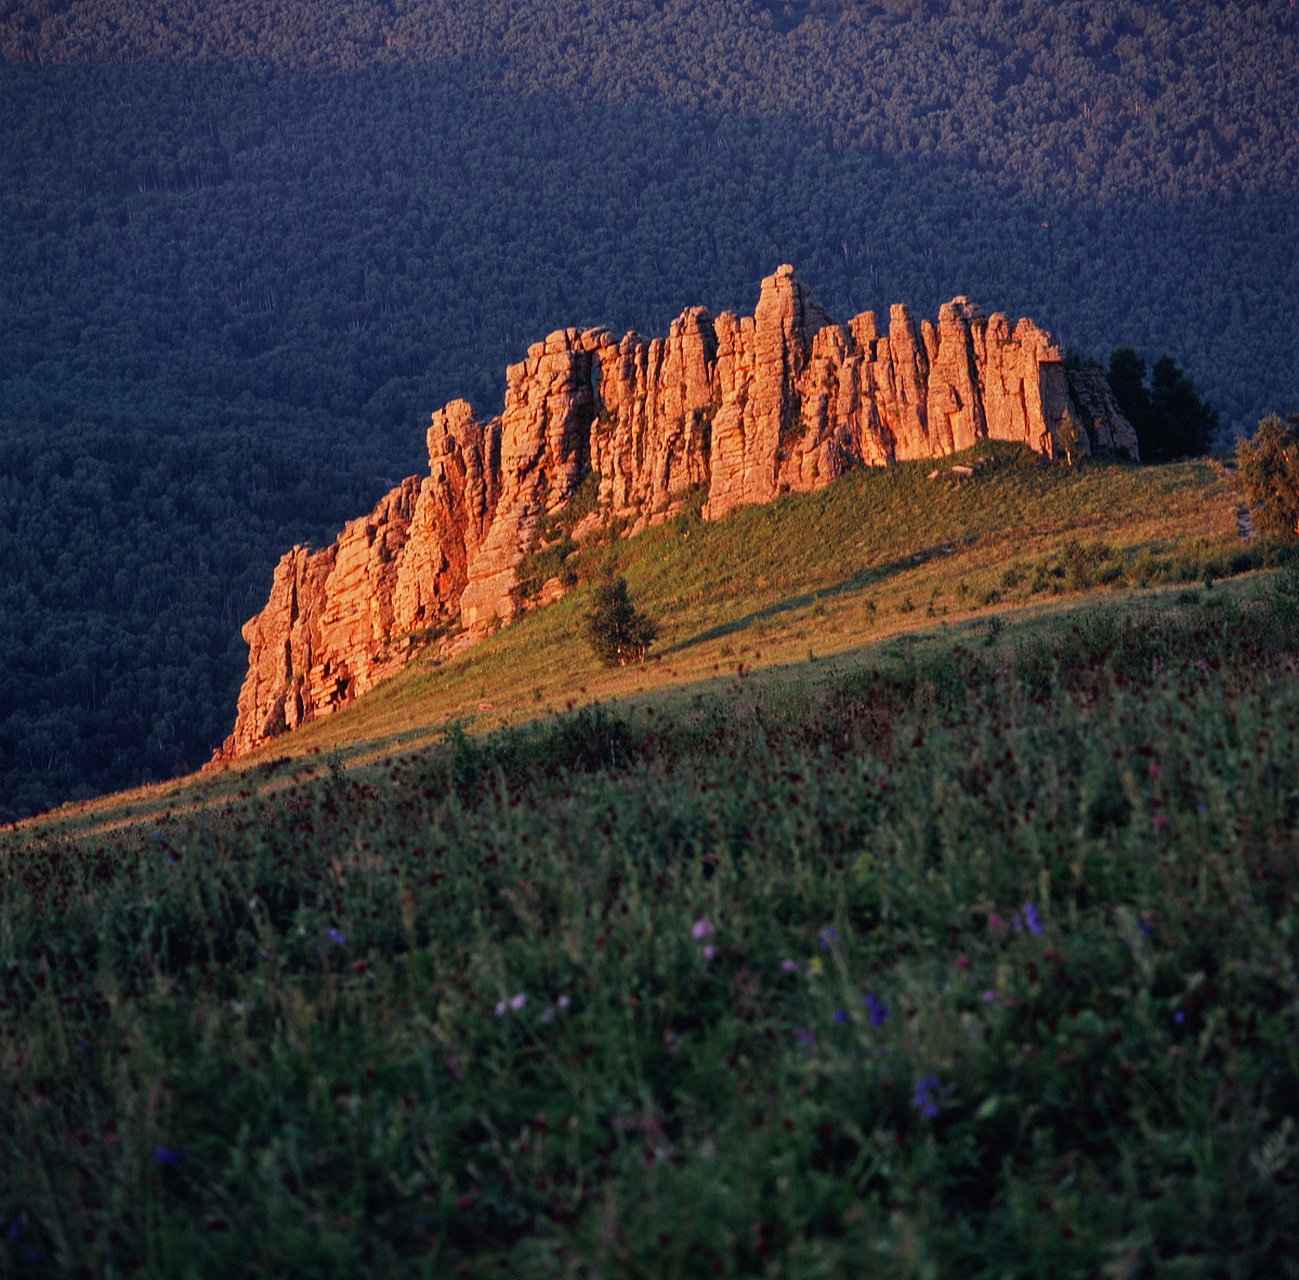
xmin=4 ymin=452 xmax=1299 ymax=1276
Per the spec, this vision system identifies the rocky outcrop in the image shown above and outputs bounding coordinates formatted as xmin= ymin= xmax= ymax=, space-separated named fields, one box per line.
xmin=209 ymin=267 xmax=1137 ymax=765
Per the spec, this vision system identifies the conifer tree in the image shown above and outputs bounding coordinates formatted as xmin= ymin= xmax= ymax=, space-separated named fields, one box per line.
xmin=584 ymin=572 xmax=658 ymax=667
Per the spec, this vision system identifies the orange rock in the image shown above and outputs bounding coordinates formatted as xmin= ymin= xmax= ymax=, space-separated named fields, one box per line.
xmin=209 ymin=268 xmax=1136 ymax=764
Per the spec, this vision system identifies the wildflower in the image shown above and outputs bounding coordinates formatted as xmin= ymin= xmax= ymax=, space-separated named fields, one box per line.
xmin=795 ymin=1028 xmax=817 ymax=1048
xmin=494 ymin=1000 xmax=507 ymax=1017
xmin=913 ymin=1074 xmax=939 ymax=1119
xmin=691 ymin=919 xmax=714 ymax=940
xmin=780 ymin=958 xmax=800 ymax=974
xmin=1137 ymin=918 xmax=1153 ymax=940
xmin=1173 ymin=1009 xmax=1185 ymax=1025
xmin=152 ymin=1146 xmax=180 ymax=1165
xmin=248 ymin=896 xmax=259 ymax=910
xmin=456 ymin=1194 xmax=476 ymax=1210
xmin=444 ymin=1053 xmax=461 ymax=1079
xmin=509 ymin=993 xmax=526 ymax=1012
xmin=1196 ymin=803 xmax=1206 ymax=815
xmin=982 ymin=990 xmax=995 ymax=1003
xmin=702 ymin=945 xmax=716 ymax=960
xmin=864 ymin=993 xmax=889 ymax=1026
xmin=74 ymin=1036 xmax=86 ymax=1052
xmin=557 ymin=995 xmax=570 ymax=1010
xmin=327 ymin=928 xmax=345 ymax=946
xmin=665 ymin=1032 xmax=681 ymax=1054
xmin=988 ymin=914 xmax=1002 ymax=932
xmin=1154 ymin=813 xmax=1167 ymax=830
xmin=834 ymin=1009 xmax=848 ymax=1024
xmin=819 ymin=926 xmax=840 ymax=950
xmin=1022 ymin=902 xmax=1043 ymax=936
xmin=541 ymin=1007 xmax=555 ymax=1023
xmin=955 ymin=955 xmax=970 ymax=970
xmin=1149 ymin=761 xmax=1160 ymax=779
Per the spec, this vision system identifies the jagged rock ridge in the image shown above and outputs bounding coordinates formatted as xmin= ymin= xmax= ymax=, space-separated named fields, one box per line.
xmin=211 ymin=267 xmax=1137 ymax=764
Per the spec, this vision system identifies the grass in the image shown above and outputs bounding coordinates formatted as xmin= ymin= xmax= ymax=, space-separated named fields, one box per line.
xmin=4 ymin=565 xmax=1299 ymax=1275
xmin=4 ymin=449 xmax=1297 ymax=1277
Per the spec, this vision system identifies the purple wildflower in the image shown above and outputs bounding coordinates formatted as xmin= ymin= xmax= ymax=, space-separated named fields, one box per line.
xmin=494 ymin=1000 xmax=507 ymax=1017
xmin=327 ymin=928 xmax=345 ymax=946
xmin=153 ymin=1146 xmax=180 ymax=1165
xmin=691 ymin=919 xmax=714 ymax=940
xmin=444 ymin=1053 xmax=461 ymax=1079
xmin=780 ymin=959 xmax=800 ymax=974
xmin=702 ymin=945 xmax=716 ymax=961
xmin=795 ymin=1028 xmax=817 ymax=1048
xmin=834 ymin=1009 xmax=848 ymax=1024
xmin=864 ymin=993 xmax=889 ymax=1026
xmin=913 ymin=1074 xmax=940 ymax=1119
xmin=509 ymin=993 xmax=526 ymax=1012
xmin=1137 ymin=918 xmax=1153 ymax=940
xmin=987 ymin=914 xmax=1002 ymax=932
xmin=1022 ymin=902 xmax=1043 ymax=936
xmin=819 ymin=926 xmax=840 ymax=950
xmin=982 ymin=990 xmax=995 ymax=1003
xmin=1173 ymin=1010 xmax=1185 ymax=1025
xmin=557 ymin=995 xmax=570 ymax=1010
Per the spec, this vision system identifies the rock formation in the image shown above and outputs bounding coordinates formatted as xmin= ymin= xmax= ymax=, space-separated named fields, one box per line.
xmin=209 ymin=267 xmax=1137 ymax=764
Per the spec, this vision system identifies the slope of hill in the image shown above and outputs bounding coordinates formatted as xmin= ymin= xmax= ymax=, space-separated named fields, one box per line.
xmin=16 ymin=444 xmax=1264 ymax=839
xmin=5 ymin=563 xmax=1299 ymax=1275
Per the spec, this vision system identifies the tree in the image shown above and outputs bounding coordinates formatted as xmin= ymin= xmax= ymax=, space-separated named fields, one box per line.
xmin=584 ymin=572 xmax=658 ymax=667
xmin=1237 ymin=413 xmax=1299 ymax=543
xmin=1108 ymin=347 xmax=1217 ymax=461
xmin=1148 ymin=354 xmax=1218 ymax=459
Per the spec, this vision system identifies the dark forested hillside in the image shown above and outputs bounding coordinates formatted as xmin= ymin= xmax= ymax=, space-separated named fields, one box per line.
xmin=2 ymin=0 xmax=1296 ymax=470
xmin=0 ymin=0 xmax=1296 ymax=815
xmin=0 ymin=425 xmax=377 ymax=822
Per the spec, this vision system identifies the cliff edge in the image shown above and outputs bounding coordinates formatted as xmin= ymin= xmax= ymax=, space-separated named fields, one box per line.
xmin=210 ymin=267 xmax=1137 ymax=764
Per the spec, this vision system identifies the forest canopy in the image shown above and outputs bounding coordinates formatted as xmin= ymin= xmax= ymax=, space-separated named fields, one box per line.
xmin=0 ymin=424 xmax=377 ymax=822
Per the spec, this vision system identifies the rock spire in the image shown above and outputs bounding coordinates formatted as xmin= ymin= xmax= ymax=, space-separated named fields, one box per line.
xmin=210 ymin=267 xmax=1137 ymax=763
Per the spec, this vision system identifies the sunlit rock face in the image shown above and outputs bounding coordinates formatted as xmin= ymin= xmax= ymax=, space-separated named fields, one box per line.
xmin=211 ymin=267 xmax=1137 ymax=764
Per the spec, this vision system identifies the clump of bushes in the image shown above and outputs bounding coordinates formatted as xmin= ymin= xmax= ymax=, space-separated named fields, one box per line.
xmin=584 ymin=571 xmax=658 ymax=665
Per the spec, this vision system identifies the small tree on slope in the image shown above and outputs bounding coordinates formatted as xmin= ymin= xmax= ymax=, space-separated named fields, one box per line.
xmin=1238 ymin=413 xmax=1299 ymax=542
xmin=585 ymin=573 xmax=658 ymax=667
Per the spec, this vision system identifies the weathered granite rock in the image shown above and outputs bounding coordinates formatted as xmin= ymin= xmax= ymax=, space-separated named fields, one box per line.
xmin=210 ymin=267 xmax=1137 ymax=765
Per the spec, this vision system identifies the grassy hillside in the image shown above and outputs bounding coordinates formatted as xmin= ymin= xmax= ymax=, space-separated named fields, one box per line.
xmin=214 ymin=446 xmax=1262 ymax=761
xmin=4 ymin=561 xmax=1299 ymax=1275
xmin=13 ymin=445 xmax=1262 ymax=839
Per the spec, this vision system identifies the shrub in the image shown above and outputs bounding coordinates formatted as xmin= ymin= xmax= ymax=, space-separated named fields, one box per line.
xmin=584 ymin=572 xmax=658 ymax=666
xmin=1238 ymin=413 xmax=1299 ymax=542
